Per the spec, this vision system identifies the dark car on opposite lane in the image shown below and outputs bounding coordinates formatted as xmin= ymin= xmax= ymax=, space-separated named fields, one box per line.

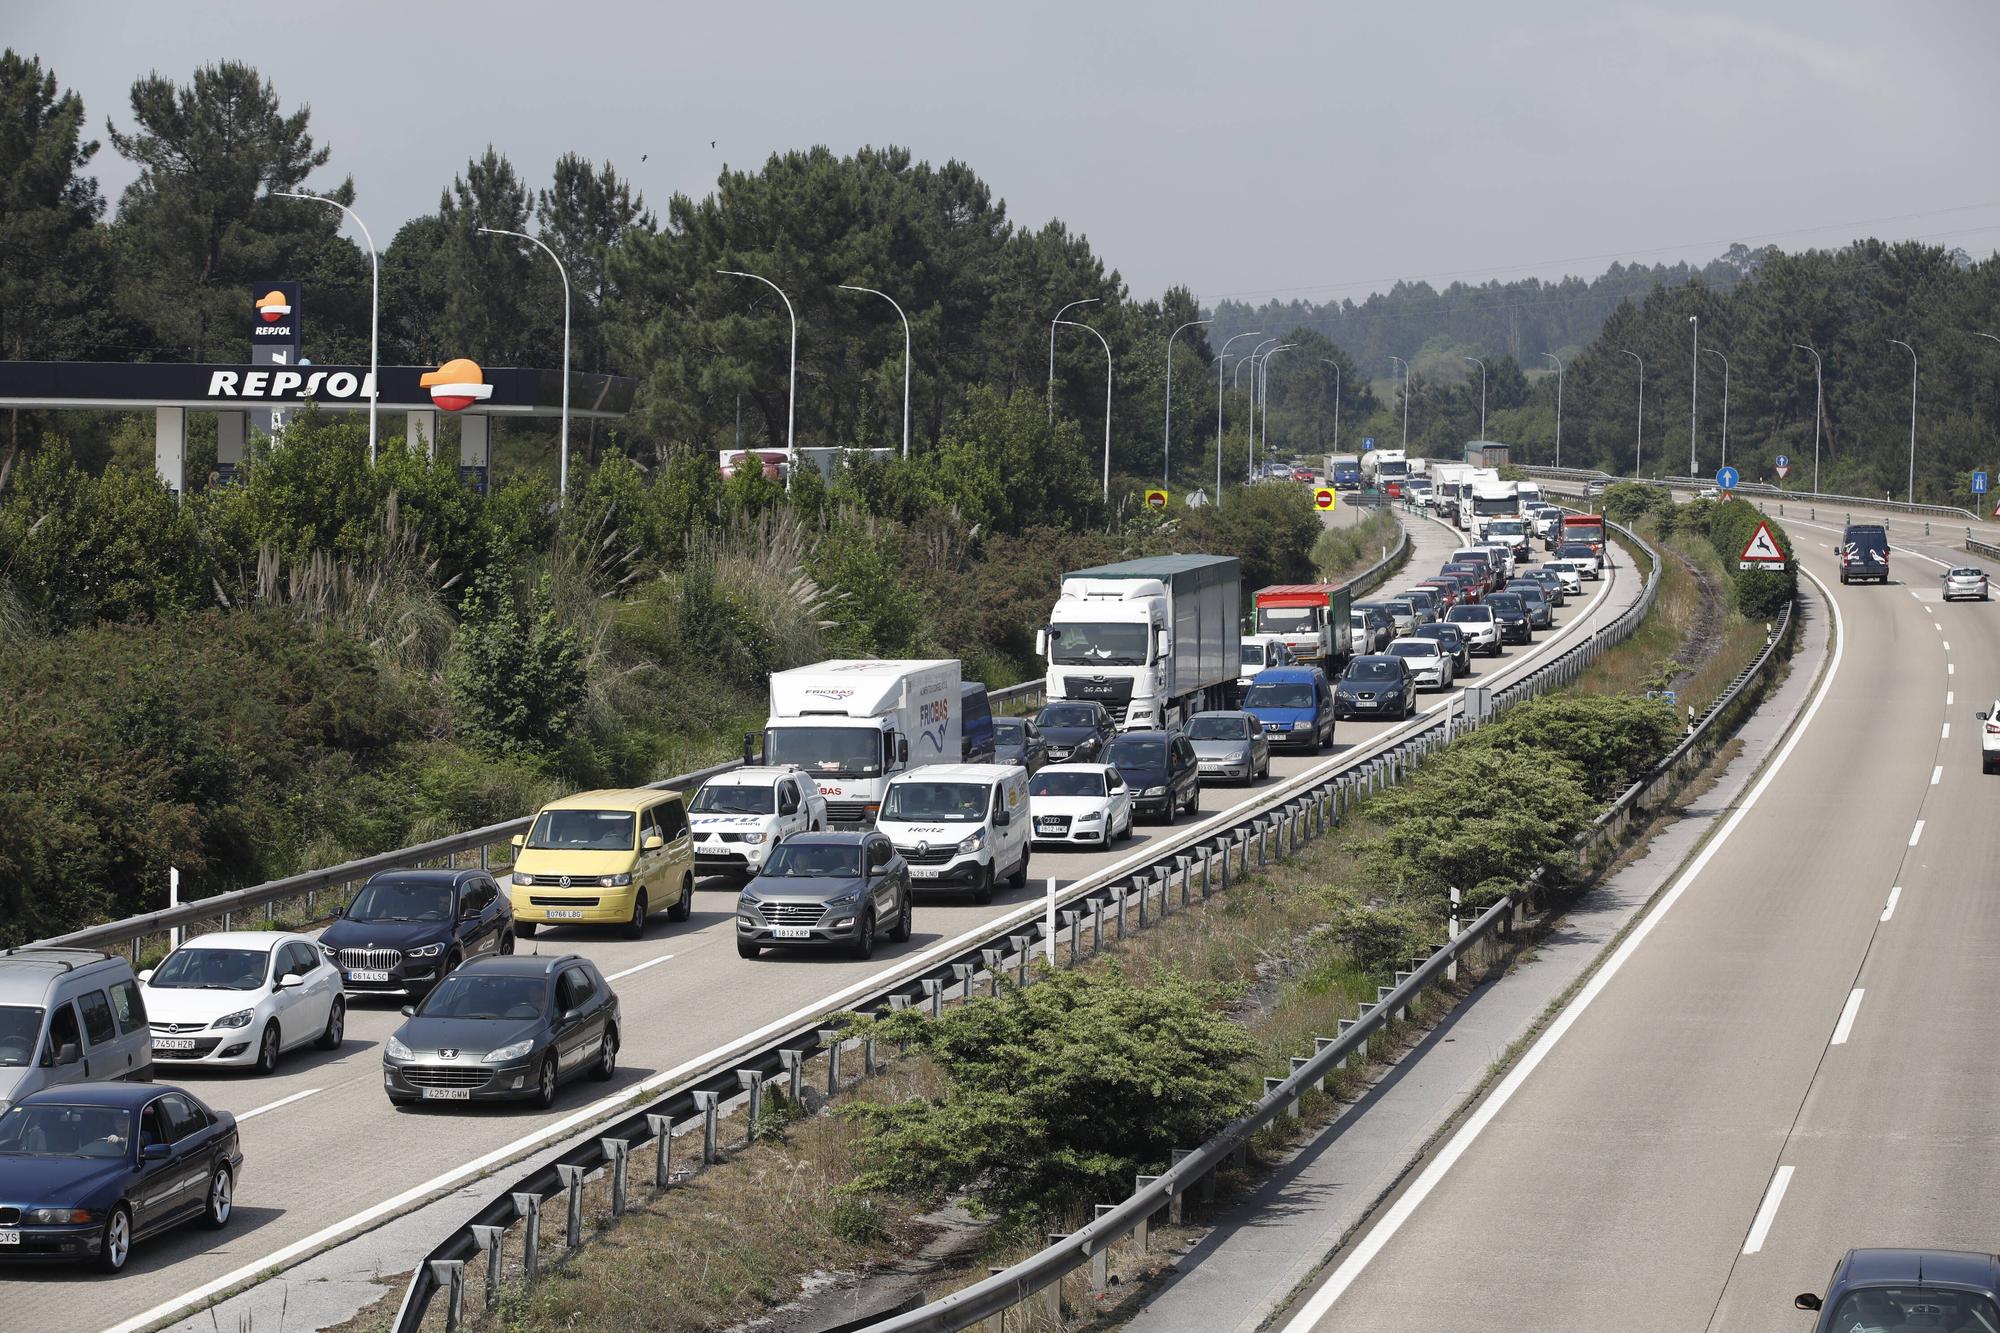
xmin=993 ymin=717 xmax=1051 ymax=774
xmin=1335 ymin=655 xmax=1416 ymax=721
xmin=0 ymin=1082 xmax=242 ymax=1273
xmin=382 ymin=954 xmax=618 ymax=1109
xmin=1101 ymin=730 xmax=1202 ymax=822
xmin=1794 ymin=1249 xmax=2000 ymax=1332
xmin=319 ymin=868 xmax=513 ymax=999
xmin=1032 ymin=701 xmax=1116 ymax=765
xmin=736 ymin=831 xmax=913 ymax=960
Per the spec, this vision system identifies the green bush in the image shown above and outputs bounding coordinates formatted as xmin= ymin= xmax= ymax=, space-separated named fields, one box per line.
xmin=1365 ymin=748 xmax=1593 ymax=908
xmin=450 ymin=571 xmax=588 ymax=757
xmin=1702 ymin=498 xmax=1796 ymax=617
xmin=1463 ymin=693 xmax=1680 ymax=800
xmin=1331 ymin=903 xmax=1434 ymax=972
xmin=1601 ymin=481 xmax=1674 ymax=528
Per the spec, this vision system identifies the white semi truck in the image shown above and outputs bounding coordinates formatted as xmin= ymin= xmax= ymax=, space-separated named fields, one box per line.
xmin=1430 ymin=462 xmax=1476 ymax=517
xmin=1040 ymin=554 xmax=1242 ymax=732
xmin=1460 ymin=477 xmax=1520 ymax=538
xmin=1361 ymin=447 xmax=1409 ymax=487
xmin=750 ymin=659 xmax=962 ymax=827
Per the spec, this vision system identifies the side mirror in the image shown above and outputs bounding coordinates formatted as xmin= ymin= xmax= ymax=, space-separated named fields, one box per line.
xmin=509 ymin=834 xmax=525 ymax=850
xmin=328 ymin=904 xmax=344 ymax=918
xmin=142 ymin=1142 xmax=171 ymax=1161
xmin=1035 ymin=627 xmax=1048 ymax=657
xmin=1793 ymin=1294 xmax=1822 ymax=1312
xmin=56 ymin=1042 xmax=80 ymax=1066
xmin=642 ymin=834 xmax=664 ymax=850
xmin=137 ymin=969 xmax=154 ymax=983
xmin=1980 ymin=712 xmax=1990 ymax=721
xmin=276 ymin=973 xmax=304 ymax=990
xmin=400 ymin=1004 xmax=416 ymax=1018
xmin=561 ymin=1008 xmax=581 ymax=1026
xmin=897 ymin=737 xmax=910 ymax=764
xmin=994 ymin=810 xmax=1011 ymax=828
xmin=742 ymin=732 xmax=757 ymax=766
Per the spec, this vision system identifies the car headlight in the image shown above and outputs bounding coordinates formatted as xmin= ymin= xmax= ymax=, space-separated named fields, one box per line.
xmin=826 ymin=891 xmax=860 ymax=907
xmin=321 ymin=943 xmax=339 ymax=959
xmin=407 ymin=942 xmax=446 ymax=959
xmin=213 ymin=1009 xmax=255 ymax=1030
xmin=599 ymin=872 xmax=633 ymax=886
xmin=511 ymin=871 xmax=532 ymax=885
xmin=482 ymin=1039 xmax=536 ymax=1065
xmin=739 ymin=890 xmax=760 ymax=906
xmin=22 ymin=1207 xmax=93 ymax=1225
xmin=1143 ymin=786 xmax=1168 ymax=797
xmin=740 ymin=833 xmax=767 ymax=845
xmin=956 ymin=829 xmax=986 ymax=854
xmin=1075 ymin=811 xmax=1103 ymax=822
xmin=386 ymin=1035 xmax=415 ymax=1061
xmin=1291 ymin=720 xmax=1310 ymax=730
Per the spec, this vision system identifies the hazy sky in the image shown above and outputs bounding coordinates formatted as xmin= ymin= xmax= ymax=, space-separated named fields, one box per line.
xmin=17 ymin=1 xmax=2000 ymax=304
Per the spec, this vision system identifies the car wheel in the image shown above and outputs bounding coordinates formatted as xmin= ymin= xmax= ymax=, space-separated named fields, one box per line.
xmin=92 ymin=1205 xmax=133 ymax=1273
xmin=851 ymin=909 xmax=877 ymax=961
xmin=316 ymin=998 xmax=345 ymax=1051
xmin=737 ymin=936 xmax=761 ymax=959
xmin=515 ymin=921 xmax=538 ymax=939
xmin=498 ymin=931 xmax=515 ymax=956
xmin=201 ymin=1164 xmax=234 ymax=1229
xmin=533 ymin=1052 xmax=561 ymax=1109
xmin=668 ymin=875 xmax=693 ymax=923
xmin=443 ymin=949 xmax=462 ymax=979
xmin=591 ymin=1025 xmax=618 ymax=1081
xmin=626 ymin=891 xmax=649 ymax=940
xmin=890 ymin=888 xmax=915 ymax=942
xmin=1008 ymin=844 xmax=1030 ymax=889
xmin=254 ymin=1021 xmax=280 ymax=1076
xmin=972 ymin=864 xmax=995 ymax=906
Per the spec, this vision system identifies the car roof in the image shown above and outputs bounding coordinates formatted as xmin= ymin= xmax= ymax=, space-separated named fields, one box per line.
xmin=459 ymin=953 xmax=580 ymax=978
xmin=1386 ymin=637 xmax=1440 ymax=651
xmin=1036 ymin=762 xmax=1113 ymax=775
xmin=534 ymin=788 xmax=680 ymax=813
xmin=1110 ymin=728 xmax=1177 ymax=740
xmin=1248 ymin=668 xmax=1319 ymax=683
xmin=704 ymin=766 xmax=807 ymax=786
xmin=888 ymin=763 xmax=1023 ymax=781
xmin=19 ymin=1081 xmax=172 ymax=1111
xmin=780 ymin=830 xmax=877 ymax=846
xmin=1838 ymin=1249 xmax=2000 ymax=1289
xmin=364 ymin=868 xmax=481 ymax=886
xmin=170 ymin=932 xmax=299 ymax=952
xmin=0 ymin=949 xmax=128 ymax=1003
xmin=1191 ymin=710 xmax=1256 ymax=720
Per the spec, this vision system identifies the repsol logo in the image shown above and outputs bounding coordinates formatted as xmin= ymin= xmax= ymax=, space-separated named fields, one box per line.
xmin=251 ymin=323 xmax=295 ymax=339
xmin=205 ymin=370 xmax=377 ymax=400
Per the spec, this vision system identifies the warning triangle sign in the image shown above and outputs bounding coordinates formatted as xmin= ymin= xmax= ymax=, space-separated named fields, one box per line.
xmin=1738 ymin=520 xmax=1786 ymax=565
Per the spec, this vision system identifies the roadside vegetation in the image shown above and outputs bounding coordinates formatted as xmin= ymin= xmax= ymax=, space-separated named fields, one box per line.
xmin=1311 ymin=505 xmax=1401 ymax=582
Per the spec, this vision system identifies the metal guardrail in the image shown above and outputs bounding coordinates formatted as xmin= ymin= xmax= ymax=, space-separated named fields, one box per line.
xmin=389 ymin=517 xmax=1664 ymax=1333
xmin=1520 ymin=465 xmax=1983 ymax=522
xmin=1966 ymin=538 xmax=2000 ymax=563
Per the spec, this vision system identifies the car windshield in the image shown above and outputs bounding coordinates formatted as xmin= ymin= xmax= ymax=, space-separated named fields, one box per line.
xmin=690 ymin=784 xmax=774 ymax=814
xmin=418 ymin=974 xmax=546 ymax=1021
xmin=1037 ymin=704 xmax=1100 ymax=729
xmin=1032 ymin=770 xmax=1107 ymax=798
xmin=1345 ymin=660 xmax=1401 ymax=682
xmin=1448 ymin=606 xmax=1493 ymax=622
xmin=1188 ymin=715 xmax=1253 ymax=740
xmin=348 ymin=880 xmax=454 ymax=923
xmin=1047 ymin=621 xmax=1149 ymax=666
xmin=1387 ymin=643 xmax=1433 ymax=658
xmin=1103 ymin=739 xmax=1168 ymax=769
xmin=1488 ymin=594 xmax=1524 ymax=611
xmin=762 ymin=842 xmax=864 ymax=878
xmin=1828 ymin=1287 xmax=2000 ymax=1331
xmin=526 ymin=808 xmax=637 ymax=851
xmin=882 ymin=781 xmax=989 ymax=823
xmin=1256 ymin=606 xmax=1315 ymax=633
xmin=0 ymin=1006 xmax=42 ymax=1068
xmin=994 ymin=719 xmax=1027 ymax=743
xmin=148 ymin=947 xmax=269 ymax=991
xmin=1241 ymin=642 xmax=1266 ymax=667
xmin=765 ymin=726 xmax=883 ymax=779
xmin=0 ymin=1103 xmax=133 ymax=1158
xmin=1243 ymin=682 xmax=1314 ymax=710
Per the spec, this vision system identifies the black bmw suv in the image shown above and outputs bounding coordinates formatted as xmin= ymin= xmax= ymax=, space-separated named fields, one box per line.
xmin=320 ymin=869 xmax=513 ymax=998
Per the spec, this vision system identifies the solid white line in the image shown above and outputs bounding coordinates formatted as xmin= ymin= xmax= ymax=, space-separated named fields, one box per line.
xmin=1882 ymin=886 xmax=1902 ymax=921
xmin=1830 ymin=988 xmax=1866 ymax=1046
xmin=1932 ymin=765 xmax=1943 ymax=785
xmin=237 ymin=1087 xmax=322 ymax=1122
xmin=607 ymin=952 xmax=676 ymax=981
xmin=1742 ymin=1165 xmax=1796 ymax=1254
xmin=1909 ymin=819 xmax=1926 ymax=846
xmin=1276 ymin=567 xmax=1846 ymax=1329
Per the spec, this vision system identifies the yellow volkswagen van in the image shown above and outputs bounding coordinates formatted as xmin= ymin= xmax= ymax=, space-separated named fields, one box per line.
xmin=508 ymin=789 xmax=695 ymax=938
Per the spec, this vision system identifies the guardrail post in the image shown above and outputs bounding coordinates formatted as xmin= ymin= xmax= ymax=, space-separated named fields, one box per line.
xmin=1090 ymin=904 xmax=1104 ymax=951
xmin=692 ymin=1090 xmax=721 ymax=1164
xmin=1290 ymin=1056 xmax=1310 ymax=1110
xmin=1061 ymin=910 xmax=1081 ymax=965
xmin=1255 ymin=819 xmax=1268 ymax=868
xmin=1044 ymin=1237 xmax=1068 ymax=1322
xmin=923 ymin=976 xmax=944 ymax=1017
xmin=1392 ymin=971 xmax=1415 ymax=1022
xmin=1177 ymin=855 xmax=1193 ymax=907
xmin=555 ymin=1163 xmax=586 ymax=1254
xmin=736 ymin=1070 xmax=766 ymax=1144
xmin=817 ymin=1030 xmax=843 ymax=1096
xmin=1312 ymin=1038 xmax=1336 ymax=1090
xmin=1218 ymin=839 xmax=1231 ymax=890
xmin=1010 ymin=936 xmax=1033 ymax=986
xmin=598 ymin=1136 xmax=631 ymax=1216
xmin=469 ymin=1223 xmax=505 ymax=1306
xmin=1157 ymin=865 xmax=1172 ymax=917
xmin=430 ymin=1258 xmax=466 ymax=1332
xmin=779 ymin=1048 xmax=805 ymax=1104
xmin=1135 ymin=1175 xmax=1160 ymax=1250
xmin=1169 ymin=1149 xmax=1193 ymax=1224
xmin=980 ymin=949 xmax=1005 ymax=996
xmin=864 ymin=1031 xmax=879 ymax=1075
xmin=1200 ymin=847 xmax=1214 ymax=898
xmin=954 ymin=960 xmax=979 ymax=1000
xmin=1335 ymin=1018 xmax=1357 ymax=1068
xmin=1090 ymin=1204 xmax=1116 ymax=1293
xmin=1137 ymin=877 xmax=1150 ymax=927
xmin=1356 ymin=1002 xmax=1378 ymax=1048
xmin=646 ymin=1113 xmax=676 ymax=1188
xmin=1265 ymin=1075 xmax=1296 ymax=1120
xmin=511 ymin=1192 xmax=542 ymax=1281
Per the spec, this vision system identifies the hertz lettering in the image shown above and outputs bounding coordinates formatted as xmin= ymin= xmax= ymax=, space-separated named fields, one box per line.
xmin=206 ymin=370 xmax=375 ymax=401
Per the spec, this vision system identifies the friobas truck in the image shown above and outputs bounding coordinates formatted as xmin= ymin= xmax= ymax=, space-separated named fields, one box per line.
xmin=749 ymin=659 xmax=962 ymax=826
xmin=1040 ymin=555 xmax=1242 ymax=732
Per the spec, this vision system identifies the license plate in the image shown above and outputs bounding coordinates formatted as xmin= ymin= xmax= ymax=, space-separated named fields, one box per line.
xmin=545 ymin=909 xmax=584 ymax=920
xmin=772 ymin=926 xmax=813 ymax=940
xmin=152 ymin=1037 xmax=197 ymax=1051
xmin=1356 ymin=700 xmax=1378 ymax=709
xmin=1036 ymin=820 xmax=1062 ymax=833
xmin=347 ymin=969 xmax=390 ymax=982
xmin=421 ymin=1087 xmax=471 ymax=1101
xmin=0 ymin=1231 xmax=18 ymax=1245
xmin=910 ymin=866 xmax=941 ymax=879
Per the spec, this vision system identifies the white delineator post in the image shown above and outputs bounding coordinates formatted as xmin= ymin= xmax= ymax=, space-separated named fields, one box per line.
xmin=169 ymin=867 xmax=181 ymax=951
xmin=1046 ymin=877 xmax=1058 ymax=966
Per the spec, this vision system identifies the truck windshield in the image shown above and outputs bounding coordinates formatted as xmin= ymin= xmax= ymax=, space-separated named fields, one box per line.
xmin=1377 ymin=461 xmax=1409 ymax=478
xmin=1048 ymin=622 xmax=1149 ymax=666
xmin=690 ymin=784 xmax=774 ymax=814
xmin=766 ymin=726 xmax=883 ymax=779
xmin=1488 ymin=520 xmax=1525 ymax=536
xmin=882 ymin=782 xmax=989 ymax=823
xmin=1256 ymin=606 xmax=1317 ymax=633
xmin=1241 ymin=643 xmax=1266 ymax=668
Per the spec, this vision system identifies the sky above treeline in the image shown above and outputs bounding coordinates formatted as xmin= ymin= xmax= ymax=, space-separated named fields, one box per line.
xmin=19 ymin=0 xmax=2000 ymax=303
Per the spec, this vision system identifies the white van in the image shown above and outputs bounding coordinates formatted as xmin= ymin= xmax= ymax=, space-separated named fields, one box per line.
xmin=877 ymin=763 xmax=1032 ymax=904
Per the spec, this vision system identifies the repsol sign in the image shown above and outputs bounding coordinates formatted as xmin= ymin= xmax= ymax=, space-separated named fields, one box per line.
xmin=206 ymin=369 xmax=378 ymax=401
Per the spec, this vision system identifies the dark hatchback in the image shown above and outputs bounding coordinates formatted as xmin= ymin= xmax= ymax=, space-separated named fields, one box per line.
xmin=1033 ymin=701 xmax=1116 ymax=764
xmin=1795 ymin=1249 xmax=2000 ymax=1331
xmin=993 ymin=716 xmax=1051 ymax=774
xmin=320 ymin=868 xmax=514 ymax=998
xmin=1411 ymin=622 xmax=1472 ymax=675
xmin=0 ymin=1082 xmax=241 ymax=1273
xmin=1101 ymin=730 xmax=1201 ymax=822
xmin=1503 ymin=581 xmax=1554 ymax=629
xmin=736 ymin=832 xmax=913 ymax=959
xmin=1484 ymin=591 xmax=1533 ymax=644
xmin=382 ymin=955 xmax=618 ymax=1109
xmin=1335 ymin=655 xmax=1416 ymax=721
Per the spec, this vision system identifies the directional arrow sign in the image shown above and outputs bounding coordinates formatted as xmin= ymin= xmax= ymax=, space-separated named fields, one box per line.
xmin=1716 ymin=465 xmax=1740 ymax=492
xmin=1973 ymin=470 xmax=1989 ymax=496
xmin=1738 ymin=520 xmax=1787 ymax=569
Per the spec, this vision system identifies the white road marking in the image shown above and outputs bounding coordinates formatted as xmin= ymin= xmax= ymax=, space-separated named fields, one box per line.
xmin=607 ymin=952 xmax=676 ymax=981
xmin=1830 ymin=989 xmax=1866 ymax=1046
xmin=1943 ymin=641 xmax=1950 ymax=650
xmin=1909 ymin=819 xmax=1926 ymax=846
xmin=1935 ymin=622 xmax=1943 ymax=630
xmin=1742 ymin=1165 xmax=1795 ymax=1254
xmin=1941 ymin=723 xmax=1951 ymax=740
xmin=1932 ymin=765 xmax=1943 ymax=785
xmin=1882 ymin=886 xmax=1902 ymax=922
xmin=238 ymin=1087 xmax=323 ymax=1122
xmin=1949 ymin=662 xmax=1956 ymax=675
xmin=1276 ymin=567 xmax=1847 ymax=1328
xmin=1946 ymin=691 xmax=1954 ymax=705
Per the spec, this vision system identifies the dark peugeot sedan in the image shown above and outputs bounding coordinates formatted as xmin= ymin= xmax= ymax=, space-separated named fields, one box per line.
xmin=320 ymin=869 xmax=513 ymax=998
xmin=736 ymin=832 xmax=912 ymax=960
xmin=1102 ymin=730 xmax=1201 ymax=822
xmin=1484 ymin=591 xmax=1533 ymax=644
xmin=383 ymin=955 xmax=618 ymax=1109
xmin=1795 ymin=1249 xmax=2000 ymax=1331
xmin=993 ymin=716 xmax=1051 ymax=774
xmin=0 ymin=1082 xmax=242 ymax=1273
xmin=1033 ymin=701 xmax=1116 ymax=764
xmin=1334 ymin=655 xmax=1415 ymax=721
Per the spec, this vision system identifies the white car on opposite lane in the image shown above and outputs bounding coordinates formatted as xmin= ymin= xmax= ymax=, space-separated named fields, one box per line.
xmin=1027 ymin=764 xmax=1134 ymax=849
xmin=140 ymin=931 xmax=345 ymax=1074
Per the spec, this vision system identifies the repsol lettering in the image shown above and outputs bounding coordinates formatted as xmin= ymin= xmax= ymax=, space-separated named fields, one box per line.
xmin=206 ymin=370 xmax=376 ymax=400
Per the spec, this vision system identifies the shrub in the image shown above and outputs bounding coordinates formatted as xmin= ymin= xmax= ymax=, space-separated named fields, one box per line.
xmin=1464 ymin=693 xmax=1680 ymax=800
xmin=1365 ymin=748 xmax=1593 ymax=907
xmin=450 ymin=571 xmax=588 ymax=757
xmin=1331 ymin=903 xmax=1434 ymax=973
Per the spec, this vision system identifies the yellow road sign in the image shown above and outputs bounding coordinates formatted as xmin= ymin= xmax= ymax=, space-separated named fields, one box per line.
xmin=1314 ymin=487 xmax=1337 ymax=511
xmin=1145 ymin=489 xmax=1169 ymax=510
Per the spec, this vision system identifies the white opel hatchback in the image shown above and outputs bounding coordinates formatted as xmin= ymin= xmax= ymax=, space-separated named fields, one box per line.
xmin=141 ymin=932 xmax=345 ymax=1074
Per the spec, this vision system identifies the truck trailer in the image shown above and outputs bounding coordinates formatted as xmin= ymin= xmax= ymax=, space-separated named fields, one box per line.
xmin=1041 ymin=555 xmax=1242 ymax=731
xmin=752 ymin=659 xmax=962 ymax=826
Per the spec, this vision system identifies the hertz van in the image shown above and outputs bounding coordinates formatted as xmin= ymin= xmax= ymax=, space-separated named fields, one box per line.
xmin=877 ymin=763 xmax=1032 ymax=904
xmin=508 ymin=789 xmax=696 ymax=939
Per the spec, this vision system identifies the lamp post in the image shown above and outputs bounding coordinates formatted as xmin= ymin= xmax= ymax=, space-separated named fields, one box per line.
xmin=1261 ymin=343 xmax=1297 ymax=467
xmin=485 ymin=228 xmax=571 ymax=499
xmin=1049 ymin=298 xmax=1100 ymax=422
xmin=1461 ymin=356 xmax=1486 ymax=439
xmin=1389 ymin=355 xmax=1410 ymax=452
xmin=1703 ymin=347 xmax=1729 ymax=470
xmin=1687 ymin=315 xmax=1700 ymax=475
xmin=1621 ymin=349 xmax=1645 ymax=476
xmin=1243 ymin=338 xmax=1278 ymax=480
xmin=281 ymin=192 xmax=378 ymax=464
xmin=718 ymin=269 xmax=797 ymax=491
xmin=1889 ymin=338 xmax=1917 ymax=504
xmin=1320 ymin=359 xmax=1341 ymax=458
xmin=1792 ymin=343 xmax=1823 ymax=495
xmin=1214 ymin=330 xmax=1264 ymax=508
xmin=837 ymin=284 xmax=912 ymax=459
xmin=1056 ymin=319 xmax=1114 ymax=503
xmin=1541 ymin=352 xmax=1564 ymax=467
xmin=1163 ymin=318 xmax=1212 ymax=484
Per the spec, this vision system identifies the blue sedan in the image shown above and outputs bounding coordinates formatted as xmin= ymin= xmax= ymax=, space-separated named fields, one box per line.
xmin=0 ymin=1082 xmax=243 ymax=1272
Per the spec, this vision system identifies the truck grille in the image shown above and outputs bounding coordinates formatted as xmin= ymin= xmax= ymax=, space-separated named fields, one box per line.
xmin=825 ymin=801 xmax=873 ymax=824
xmin=338 ymin=948 xmax=401 ymax=971
xmin=760 ymin=903 xmax=827 ymax=927
xmin=897 ymin=845 xmax=957 ymax=866
xmin=400 ymin=1066 xmax=494 ymax=1090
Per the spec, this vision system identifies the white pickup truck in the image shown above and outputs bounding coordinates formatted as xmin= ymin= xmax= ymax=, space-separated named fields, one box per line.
xmin=689 ymin=766 xmax=829 ymax=881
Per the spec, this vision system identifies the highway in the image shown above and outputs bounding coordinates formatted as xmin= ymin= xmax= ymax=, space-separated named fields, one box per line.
xmin=10 ymin=502 xmax=1646 ymax=1332
xmin=1283 ymin=505 xmax=1999 ymax=1332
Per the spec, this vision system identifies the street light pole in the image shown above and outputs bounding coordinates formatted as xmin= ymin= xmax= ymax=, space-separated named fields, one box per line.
xmin=1261 ymin=344 xmax=1297 ymax=466
xmin=281 ymin=192 xmax=378 ymax=464
xmin=1461 ymin=356 xmax=1486 ymax=439
xmin=837 ymin=284 xmax=911 ymax=460
xmin=718 ymin=269 xmax=797 ymax=491
xmin=485 ymin=227 xmax=571 ymax=499
xmin=1243 ymin=338 xmax=1278 ymax=480
xmin=1163 ymin=318 xmax=1212 ymax=485
xmin=1792 ymin=344 xmax=1823 ymax=497
xmin=1621 ymin=349 xmax=1645 ymax=476
xmin=1541 ymin=352 xmax=1564 ymax=468
xmin=1703 ymin=347 xmax=1729 ymax=470
xmin=1049 ymin=298 xmax=1100 ymax=422
xmin=1889 ymin=338 xmax=1917 ymax=504
xmin=1688 ymin=314 xmax=1699 ymax=475
xmin=1056 ymin=319 xmax=1114 ymax=503
xmin=1389 ymin=355 xmax=1410 ymax=453
xmin=1214 ymin=330 xmax=1264 ymax=509
xmin=1320 ymin=359 xmax=1341 ymax=458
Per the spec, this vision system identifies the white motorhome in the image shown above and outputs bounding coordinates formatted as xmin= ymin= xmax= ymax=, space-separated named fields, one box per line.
xmin=754 ymin=660 xmax=962 ymax=826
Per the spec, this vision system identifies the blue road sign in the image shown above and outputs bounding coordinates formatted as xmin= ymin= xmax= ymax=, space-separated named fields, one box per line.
xmin=1716 ymin=466 xmax=1740 ymax=491
xmin=1776 ymin=454 xmax=1789 ymax=468
xmin=1364 ymin=437 xmax=1375 ymax=449
xmin=1975 ymin=471 xmax=1989 ymax=495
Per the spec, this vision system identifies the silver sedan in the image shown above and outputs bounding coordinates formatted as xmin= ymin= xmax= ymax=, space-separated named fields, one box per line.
xmin=1186 ymin=710 xmax=1271 ymax=783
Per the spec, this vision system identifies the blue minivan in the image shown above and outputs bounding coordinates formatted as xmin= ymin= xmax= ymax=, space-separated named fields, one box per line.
xmin=1240 ymin=666 xmax=1336 ymax=752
